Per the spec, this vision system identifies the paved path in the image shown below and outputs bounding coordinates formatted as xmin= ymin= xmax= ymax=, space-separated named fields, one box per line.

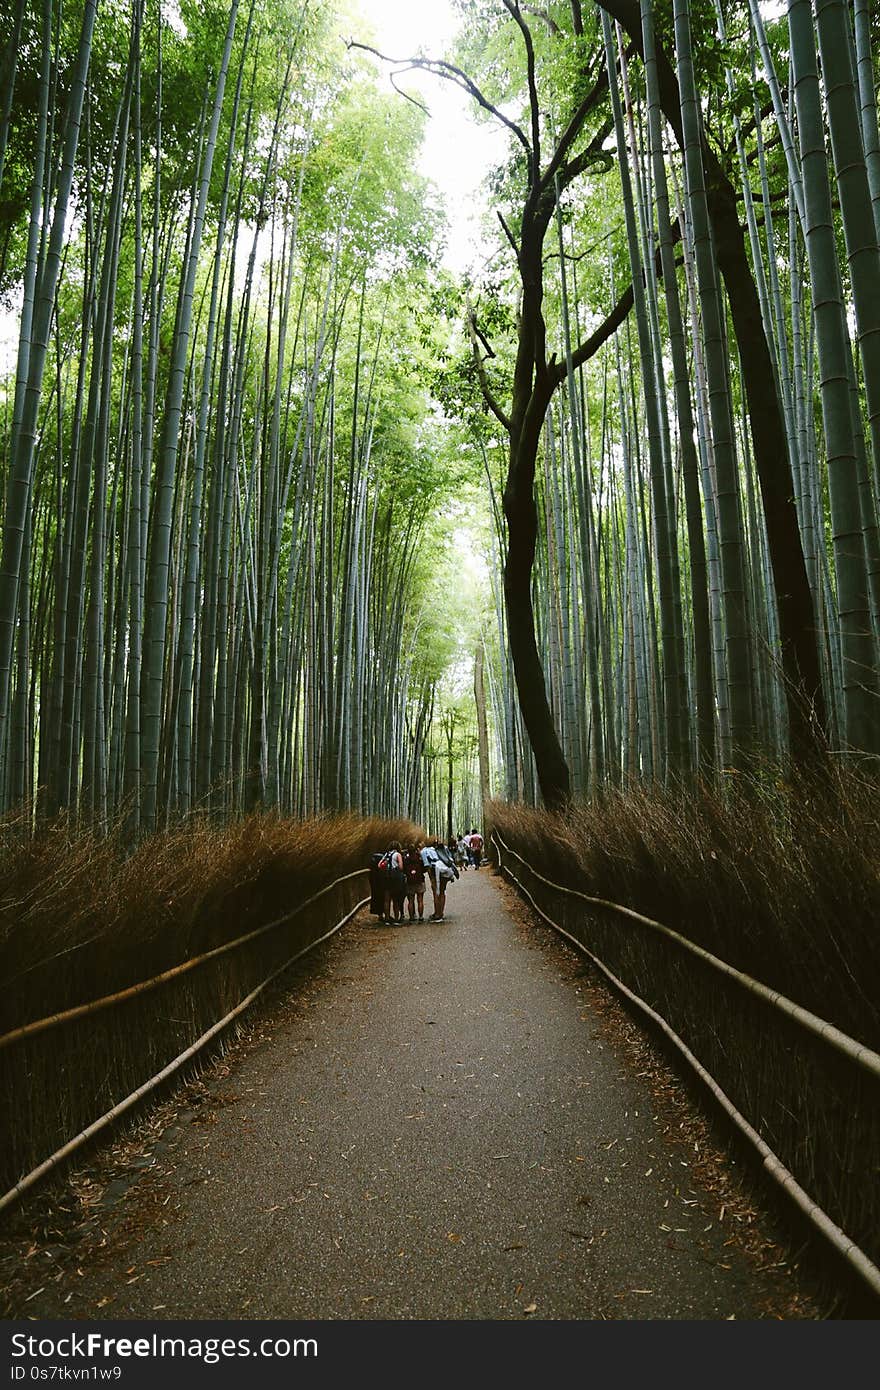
xmin=9 ymin=869 xmax=812 ymax=1319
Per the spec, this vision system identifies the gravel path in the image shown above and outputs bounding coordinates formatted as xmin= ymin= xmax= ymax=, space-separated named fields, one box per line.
xmin=7 ymin=868 xmax=815 ymax=1319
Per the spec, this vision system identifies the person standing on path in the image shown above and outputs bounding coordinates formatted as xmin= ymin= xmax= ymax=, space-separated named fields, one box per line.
xmin=468 ymin=828 xmax=484 ymax=869
xmin=402 ymin=842 xmax=426 ymax=922
xmin=421 ymin=837 xmax=458 ymax=921
xmin=379 ymin=842 xmax=406 ymax=925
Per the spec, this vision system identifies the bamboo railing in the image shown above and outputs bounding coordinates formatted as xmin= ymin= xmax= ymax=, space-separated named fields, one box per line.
xmin=492 ymin=831 xmax=880 ymax=1301
xmin=0 ymin=869 xmax=370 ymax=1213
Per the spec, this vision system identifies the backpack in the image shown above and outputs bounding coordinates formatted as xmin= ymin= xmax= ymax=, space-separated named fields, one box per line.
xmin=377 ymin=848 xmax=401 ymax=876
xmin=403 ymin=849 xmax=423 ymax=883
xmin=470 ymin=833 xmax=483 ymax=852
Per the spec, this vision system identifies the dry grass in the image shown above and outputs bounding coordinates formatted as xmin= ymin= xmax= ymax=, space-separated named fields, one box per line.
xmin=0 ymin=811 xmax=419 ymax=1197
xmin=490 ymin=765 xmax=880 ymax=1278
xmin=491 ymin=764 xmax=880 ymax=1045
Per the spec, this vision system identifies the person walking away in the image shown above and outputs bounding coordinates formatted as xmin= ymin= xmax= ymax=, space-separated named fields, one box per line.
xmin=455 ymin=834 xmax=469 ymax=871
xmin=468 ymin=828 xmax=484 ymax=869
xmin=378 ymin=842 xmax=406 ymax=924
xmin=402 ymin=843 xmax=426 ymax=922
xmin=460 ymin=831 xmax=472 ymax=869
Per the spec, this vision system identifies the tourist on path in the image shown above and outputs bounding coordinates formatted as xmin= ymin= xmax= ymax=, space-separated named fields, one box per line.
xmin=378 ymin=842 xmax=405 ymax=925
xmin=421 ymin=837 xmax=459 ymax=922
xmin=402 ymin=842 xmax=427 ymax=922
xmin=468 ymin=828 xmax=484 ymax=869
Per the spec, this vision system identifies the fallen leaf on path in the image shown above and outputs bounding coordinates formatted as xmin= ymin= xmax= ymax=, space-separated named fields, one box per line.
xmin=523 ymin=1302 xmax=537 ymax=1315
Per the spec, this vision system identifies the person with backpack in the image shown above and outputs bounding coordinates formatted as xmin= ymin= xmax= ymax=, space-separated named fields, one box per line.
xmin=420 ymin=836 xmax=458 ymax=922
xmin=402 ymin=842 xmax=427 ymax=922
xmin=468 ymin=827 xmax=484 ymax=869
xmin=377 ymin=842 xmax=406 ymax=925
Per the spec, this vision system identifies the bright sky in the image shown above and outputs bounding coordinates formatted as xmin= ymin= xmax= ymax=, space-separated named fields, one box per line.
xmin=350 ymin=0 xmax=507 ymax=275
xmin=349 ymin=1 xmax=496 ymax=621
xmin=0 ymin=0 xmax=507 ymax=373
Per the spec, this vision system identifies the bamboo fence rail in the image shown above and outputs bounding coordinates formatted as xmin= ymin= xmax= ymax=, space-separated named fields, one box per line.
xmin=0 ymin=869 xmax=368 ymax=1050
xmin=0 ymin=869 xmax=370 ymax=1214
xmin=492 ymin=831 xmax=880 ymax=1301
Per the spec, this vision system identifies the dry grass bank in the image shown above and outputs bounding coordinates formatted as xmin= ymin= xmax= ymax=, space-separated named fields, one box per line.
xmin=0 ymin=812 xmax=418 ymax=1196
xmin=490 ymin=767 xmax=880 ymax=1276
xmin=491 ymin=766 xmax=880 ymax=1045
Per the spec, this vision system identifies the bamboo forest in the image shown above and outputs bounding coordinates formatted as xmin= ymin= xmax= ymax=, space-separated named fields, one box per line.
xmin=2 ymin=0 xmax=880 ymax=1325
xmin=2 ymin=0 xmax=880 ymax=827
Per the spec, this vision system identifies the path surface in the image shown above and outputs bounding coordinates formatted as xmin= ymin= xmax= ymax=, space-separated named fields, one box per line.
xmin=8 ymin=869 xmax=812 ymax=1319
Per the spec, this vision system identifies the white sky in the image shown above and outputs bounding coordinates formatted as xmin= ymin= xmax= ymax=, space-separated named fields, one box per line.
xmin=350 ymin=0 xmax=507 ymax=275
xmin=0 ymin=0 xmax=506 ymax=373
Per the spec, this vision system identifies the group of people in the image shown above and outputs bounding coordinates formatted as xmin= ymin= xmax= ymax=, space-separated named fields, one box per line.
xmin=449 ymin=829 xmax=484 ymax=871
xmin=369 ymin=829 xmax=485 ymax=927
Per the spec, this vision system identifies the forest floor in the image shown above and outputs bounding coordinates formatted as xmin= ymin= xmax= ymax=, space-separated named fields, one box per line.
xmin=1 ymin=869 xmax=825 ymax=1319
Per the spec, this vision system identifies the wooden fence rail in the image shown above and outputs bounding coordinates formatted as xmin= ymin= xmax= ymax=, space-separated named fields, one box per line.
xmin=492 ymin=831 xmax=880 ymax=1302
xmin=0 ymin=869 xmax=370 ymax=1212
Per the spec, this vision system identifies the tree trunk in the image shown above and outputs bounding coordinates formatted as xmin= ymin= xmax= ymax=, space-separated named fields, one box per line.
xmin=503 ymin=213 xmax=571 ymax=808
xmin=601 ymin=0 xmax=828 ymax=760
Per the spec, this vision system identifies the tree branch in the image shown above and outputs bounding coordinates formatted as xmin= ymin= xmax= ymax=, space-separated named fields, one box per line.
xmin=521 ymin=4 xmax=561 ymax=35
xmin=550 ymin=216 xmax=681 ymax=386
xmin=466 ymin=300 xmax=512 ymax=434
xmin=541 ymin=62 xmax=611 ymax=191
xmin=551 ymin=284 xmax=635 ymax=386
xmin=388 ymin=68 xmax=430 ymax=114
xmin=501 ymin=0 xmax=541 ymax=185
xmin=347 ymin=40 xmax=532 ymax=158
xmin=553 ymin=117 xmax=616 ymax=193
xmin=497 ymin=210 xmax=521 ymax=263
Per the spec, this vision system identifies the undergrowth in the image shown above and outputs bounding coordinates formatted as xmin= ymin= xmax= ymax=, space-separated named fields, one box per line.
xmin=0 ymin=811 xmax=419 ymax=1196
xmin=490 ymin=764 xmax=880 ymax=1278
xmin=491 ymin=763 xmax=880 ymax=1047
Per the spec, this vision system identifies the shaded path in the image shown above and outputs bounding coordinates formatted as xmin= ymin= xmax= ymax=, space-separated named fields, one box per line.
xmin=9 ymin=870 xmax=813 ymax=1319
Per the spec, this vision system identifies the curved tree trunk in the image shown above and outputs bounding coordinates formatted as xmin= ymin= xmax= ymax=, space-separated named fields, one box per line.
xmin=600 ymin=0 xmax=828 ymax=762
xmin=503 ymin=217 xmax=571 ymax=808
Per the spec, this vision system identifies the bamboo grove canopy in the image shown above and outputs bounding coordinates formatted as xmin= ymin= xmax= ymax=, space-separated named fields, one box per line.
xmin=0 ymin=0 xmax=879 ymax=828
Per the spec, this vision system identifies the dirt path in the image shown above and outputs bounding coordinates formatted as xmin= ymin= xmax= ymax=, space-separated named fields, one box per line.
xmin=3 ymin=868 xmax=817 ymax=1319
